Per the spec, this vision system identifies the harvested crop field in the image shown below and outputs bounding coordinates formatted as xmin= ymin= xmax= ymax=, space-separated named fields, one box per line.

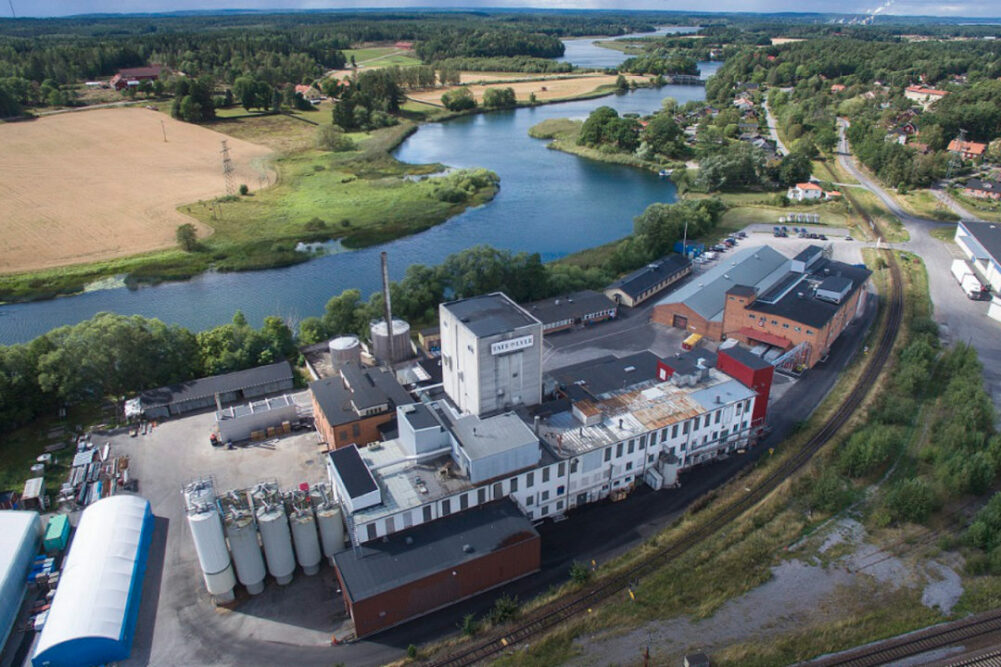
xmin=407 ymin=74 xmax=647 ymax=105
xmin=0 ymin=108 xmax=273 ymax=274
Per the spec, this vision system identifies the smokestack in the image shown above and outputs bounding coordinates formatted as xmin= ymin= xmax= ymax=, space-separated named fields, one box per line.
xmin=381 ymin=251 xmax=394 ymax=360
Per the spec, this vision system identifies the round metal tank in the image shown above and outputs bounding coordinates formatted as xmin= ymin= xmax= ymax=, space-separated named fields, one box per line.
xmin=316 ymin=504 xmax=345 ymax=564
xmin=370 ymin=318 xmax=412 ymax=364
xmin=290 ymin=510 xmax=322 ymax=576
xmin=256 ymin=505 xmax=295 ymax=585
xmin=328 ymin=336 xmax=362 ymax=368
xmin=187 ymin=509 xmax=236 ymax=600
xmin=223 ymin=513 xmax=266 ymax=595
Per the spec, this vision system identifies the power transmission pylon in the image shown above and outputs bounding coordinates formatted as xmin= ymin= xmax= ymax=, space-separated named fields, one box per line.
xmin=220 ymin=140 xmax=235 ymax=196
xmin=946 ymin=128 xmax=967 ymax=180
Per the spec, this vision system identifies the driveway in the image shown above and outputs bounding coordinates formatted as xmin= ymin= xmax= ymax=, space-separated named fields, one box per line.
xmin=763 ymin=97 xmax=790 ymax=156
xmin=837 ymin=121 xmax=1001 ymax=413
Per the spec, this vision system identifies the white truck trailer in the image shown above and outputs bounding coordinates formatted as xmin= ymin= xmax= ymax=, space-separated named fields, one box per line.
xmin=951 ymin=259 xmax=989 ymax=300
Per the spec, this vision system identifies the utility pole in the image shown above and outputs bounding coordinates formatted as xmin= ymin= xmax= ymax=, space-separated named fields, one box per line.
xmin=160 ymin=119 xmax=167 ymax=143
xmin=220 ymin=140 xmax=235 ymax=196
xmin=946 ymin=128 xmax=967 ymax=180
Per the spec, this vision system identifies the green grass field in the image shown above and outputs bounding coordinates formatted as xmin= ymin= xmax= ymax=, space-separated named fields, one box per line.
xmin=343 ymin=47 xmax=422 ymax=67
xmin=896 ymin=190 xmax=959 ymax=222
xmin=952 ymin=190 xmax=1001 ymax=223
xmin=851 ymin=188 xmax=910 ymax=243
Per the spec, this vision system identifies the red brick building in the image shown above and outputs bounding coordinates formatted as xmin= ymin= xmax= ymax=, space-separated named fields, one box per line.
xmin=333 ymin=499 xmax=540 ymax=637
xmin=310 ymin=363 xmax=413 ymax=450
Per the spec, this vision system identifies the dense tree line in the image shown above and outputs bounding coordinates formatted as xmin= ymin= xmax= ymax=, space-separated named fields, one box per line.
xmin=618 ymin=53 xmax=699 ymax=76
xmin=846 ymin=114 xmax=947 ymax=188
xmin=578 ymin=106 xmax=642 ymax=152
xmin=415 ymin=29 xmax=565 ymax=62
xmin=431 ymin=56 xmax=573 ymax=74
xmin=331 ymin=69 xmax=402 ymax=131
xmin=0 ymin=312 xmax=296 ymax=433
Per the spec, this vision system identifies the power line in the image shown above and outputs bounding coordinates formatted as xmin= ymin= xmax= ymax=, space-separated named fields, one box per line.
xmin=7 ymin=1 xmax=15 ymax=19
xmin=220 ymin=140 xmax=235 ymax=197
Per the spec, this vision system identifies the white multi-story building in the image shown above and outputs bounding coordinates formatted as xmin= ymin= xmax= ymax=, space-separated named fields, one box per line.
xmin=440 ymin=293 xmax=543 ymax=416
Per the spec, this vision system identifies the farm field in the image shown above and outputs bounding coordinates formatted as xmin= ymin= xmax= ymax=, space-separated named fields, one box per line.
xmin=407 ymin=74 xmax=647 ymax=105
xmin=0 ymin=107 xmax=273 ymax=274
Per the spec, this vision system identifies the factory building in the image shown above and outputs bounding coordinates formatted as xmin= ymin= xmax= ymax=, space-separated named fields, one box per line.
xmin=652 ymin=246 xmax=870 ymax=369
xmin=522 ymin=290 xmax=618 ymax=334
xmin=440 ymin=293 xmax=543 ymax=417
xmin=133 ymin=361 xmax=294 ymax=419
xmin=311 ymin=363 xmax=414 ymax=450
xmin=604 ymin=255 xmax=693 ymax=307
xmin=333 ymin=498 xmax=540 ymax=638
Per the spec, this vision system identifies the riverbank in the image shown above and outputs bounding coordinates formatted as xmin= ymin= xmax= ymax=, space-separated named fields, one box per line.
xmin=529 ymin=117 xmax=683 ymax=174
xmin=0 ymin=119 xmax=497 ymax=304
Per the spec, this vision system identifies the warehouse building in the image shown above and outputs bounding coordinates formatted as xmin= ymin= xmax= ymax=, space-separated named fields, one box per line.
xmin=1 ymin=512 xmax=41 ymax=656
xmin=522 ymin=290 xmax=618 ymax=334
xmin=311 ymin=363 xmax=414 ymax=450
xmin=440 ymin=293 xmax=543 ymax=417
xmin=604 ymin=255 xmax=693 ymax=307
xmin=135 ymin=361 xmax=294 ymax=419
xmin=214 ymin=394 xmax=300 ymax=443
xmin=956 ymin=220 xmax=1001 ymax=293
xmin=332 ymin=498 xmax=540 ymax=637
xmin=653 ymin=245 xmax=870 ymax=368
xmin=33 ymin=495 xmax=154 ymax=667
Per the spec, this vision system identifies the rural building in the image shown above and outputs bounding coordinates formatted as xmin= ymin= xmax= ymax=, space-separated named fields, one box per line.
xmin=652 ymin=245 xmax=870 ymax=368
xmin=955 ymin=220 xmax=1001 ymax=292
xmin=311 ymin=363 xmax=414 ymax=450
xmin=604 ymin=255 xmax=692 ymax=307
xmin=332 ymin=498 xmax=540 ymax=638
xmin=963 ymin=178 xmax=1001 ymax=200
xmin=522 ymin=290 xmax=617 ymax=333
xmin=214 ymin=394 xmax=299 ymax=443
xmin=787 ymin=182 xmax=824 ymax=201
xmin=418 ymin=326 xmax=441 ymax=355
xmin=440 ymin=293 xmax=543 ymax=417
xmin=949 ymin=139 xmax=988 ymax=161
xmin=830 ymin=84 xmax=847 ymax=93
xmin=136 ymin=361 xmax=294 ymax=419
xmin=1 ymin=512 xmax=41 ymax=655
xmin=904 ymin=85 xmax=948 ymax=106
xmin=110 ymin=65 xmax=165 ymax=90
xmin=32 ymin=496 xmax=153 ymax=667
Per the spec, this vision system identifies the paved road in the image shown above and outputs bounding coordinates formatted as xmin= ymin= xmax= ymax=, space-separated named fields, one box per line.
xmin=763 ymin=97 xmax=790 ymax=156
xmin=836 ymin=120 xmax=1001 ymax=413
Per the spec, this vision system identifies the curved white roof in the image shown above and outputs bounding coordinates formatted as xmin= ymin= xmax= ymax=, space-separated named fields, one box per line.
xmin=34 ymin=495 xmax=151 ymax=661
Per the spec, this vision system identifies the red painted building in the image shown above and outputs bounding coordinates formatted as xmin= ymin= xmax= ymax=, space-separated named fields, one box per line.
xmin=716 ymin=346 xmax=774 ymax=427
xmin=333 ymin=499 xmax=540 ymax=638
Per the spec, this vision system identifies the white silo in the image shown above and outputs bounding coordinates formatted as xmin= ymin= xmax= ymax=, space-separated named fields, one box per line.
xmin=252 ymin=483 xmax=295 ymax=585
xmin=289 ymin=507 xmax=322 ymax=576
xmin=328 ymin=335 xmax=362 ymax=368
xmin=311 ymin=484 xmax=345 ymax=564
xmin=370 ymin=318 xmax=412 ymax=364
xmin=219 ymin=490 xmax=266 ymax=596
xmin=183 ymin=479 xmax=236 ymax=603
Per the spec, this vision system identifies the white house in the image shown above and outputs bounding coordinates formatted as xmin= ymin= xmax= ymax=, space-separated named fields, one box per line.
xmin=787 ymin=182 xmax=824 ymax=201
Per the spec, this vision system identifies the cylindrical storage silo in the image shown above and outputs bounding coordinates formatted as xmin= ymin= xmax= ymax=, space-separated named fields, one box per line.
xmin=256 ymin=505 xmax=295 ymax=585
xmin=187 ymin=509 xmax=237 ymax=602
xmin=328 ymin=336 xmax=362 ymax=368
xmin=290 ymin=509 xmax=322 ymax=575
xmin=224 ymin=512 xmax=266 ymax=595
xmin=370 ymin=318 xmax=412 ymax=364
xmin=316 ymin=504 xmax=345 ymax=565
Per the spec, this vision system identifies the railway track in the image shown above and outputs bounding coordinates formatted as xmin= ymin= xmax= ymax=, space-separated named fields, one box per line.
xmin=429 ymin=243 xmax=904 ymax=666
xmin=812 ymin=608 xmax=1001 ymax=666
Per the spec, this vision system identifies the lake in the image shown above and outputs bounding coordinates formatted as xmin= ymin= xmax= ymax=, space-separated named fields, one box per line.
xmin=0 ymin=38 xmax=716 ymax=345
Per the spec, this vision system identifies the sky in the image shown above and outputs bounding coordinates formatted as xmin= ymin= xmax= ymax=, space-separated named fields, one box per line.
xmin=9 ymin=0 xmax=1001 ymax=19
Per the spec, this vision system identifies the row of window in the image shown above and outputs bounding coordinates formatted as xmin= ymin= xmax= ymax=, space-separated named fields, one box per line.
xmin=748 ymin=313 xmax=815 ymax=335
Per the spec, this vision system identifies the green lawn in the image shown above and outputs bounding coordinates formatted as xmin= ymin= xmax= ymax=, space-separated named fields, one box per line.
xmin=343 ymin=47 xmax=422 ymax=67
xmin=850 ymin=188 xmax=910 ymax=243
xmin=896 ymin=190 xmax=959 ymax=222
xmin=952 ymin=190 xmax=1001 ymax=223
xmin=930 ymin=225 xmax=958 ymax=243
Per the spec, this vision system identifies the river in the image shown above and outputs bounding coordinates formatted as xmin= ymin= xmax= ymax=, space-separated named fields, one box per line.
xmin=0 ymin=31 xmax=718 ymax=345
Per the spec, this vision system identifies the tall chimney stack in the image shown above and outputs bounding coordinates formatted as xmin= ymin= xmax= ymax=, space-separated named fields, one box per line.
xmin=381 ymin=252 xmax=394 ymax=362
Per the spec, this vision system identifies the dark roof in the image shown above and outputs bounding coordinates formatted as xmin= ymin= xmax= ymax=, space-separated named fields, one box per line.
xmin=793 ymin=245 xmax=823 ymax=265
xmin=727 ymin=284 xmax=757 ymax=297
xmin=819 ymin=275 xmax=853 ymax=293
xmin=115 ymin=65 xmax=164 ymax=78
xmin=333 ymin=498 xmax=538 ymax=602
xmin=328 ymin=445 xmax=377 ymax=499
xmin=607 ymin=255 xmax=692 ymax=299
xmin=549 ymin=351 xmax=660 ymax=397
xmin=419 ymin=326 xmax=440 ymax=337
xmin=961 ymin=220 xmax=1001 ymax=263
xmin=747 ymin=258 xmax=871 ymax=329
xmin=719 ymin=344 xmax=773 ymax=371
xmin=661 ymin=349 xmax=718 ymax=376
xmin=966 ymin=178 xmax=1001 ymax=193
xmin=401 ymin=403 xmax=441 ymax=431
xmin=311 ymin=365 xmax=412 ymax=426
xmin=523 ymin=290 xmax=617 ymax=326
xmin=416 ymin=357 xmax=443 ymax=385
xmin=442 ymin=293 xmax=540 ymax=338
xmin=139 ymin=361 xmax=292 ymax=408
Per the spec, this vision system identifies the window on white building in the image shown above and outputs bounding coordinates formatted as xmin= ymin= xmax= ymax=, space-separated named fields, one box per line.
xmin=527 ymin=471 xmax=535 ymax=487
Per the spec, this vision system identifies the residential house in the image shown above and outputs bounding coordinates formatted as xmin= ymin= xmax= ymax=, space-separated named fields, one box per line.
xmin=949 ymin=140 xmax=988 ymax=161
xmin=904 ymin=85 xmax=948 ymax=107
xmin=964 ymin=178 xmax=1001 ymax=201
xmin=787 ymin=182 xmax=824 ymax=201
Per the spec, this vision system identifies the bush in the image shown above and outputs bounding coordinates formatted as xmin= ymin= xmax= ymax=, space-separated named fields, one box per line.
xmin=460 ymin=613 xmax=479 ymax=636
xmin=569 ymin=561 xmax=592 ymax=585
xmin=482 ymin=87 xmax=516 ymax=109
xmin=316 ymin=124 xmax=356 ymax=152
xmin=885 ymin=478 xmax=938 ymax=524
xmin=238 ymin=184 xmax=249 ymax=196
xmin=304 ymin=217 xmax=327 ymax=232
xmin=175 ymin=223 xmax=199 ymax=251
xmin=441 ymin=87 xmax=476 ymax=111
xmin=808 ymin=468 xmax=854 ymax=513
xmin=487 ymin=594 xmax=520 ymax=625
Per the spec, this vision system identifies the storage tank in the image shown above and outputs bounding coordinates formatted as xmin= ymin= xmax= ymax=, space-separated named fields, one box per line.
xmin=315 ymin=503 xmax=345 ymax=565
xmin=183 ymin=480 xmax=236 ymax=603
xmin=289 ymin=507 xmax=322 ymax=576
xmin=252 ymin=484 xmax=295 ymax=585
xmin=219 ymin=490 xmax=267 ymax=596
xmin=370 ymin=318 xmax=412 ymax=364
xmin=329 ymin=336 xmax=362 ymax=368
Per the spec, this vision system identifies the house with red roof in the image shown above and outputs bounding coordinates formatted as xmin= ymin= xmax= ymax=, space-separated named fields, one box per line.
xmin=949 ymin=139 xmax=988 ymax=161
xmin=904 ymin=85 xmax=948 ymax=106
xmin=787 ymin=182 xmax=824 ymax=201
xmin=110 ymin=65 xmax=166 ymax=91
